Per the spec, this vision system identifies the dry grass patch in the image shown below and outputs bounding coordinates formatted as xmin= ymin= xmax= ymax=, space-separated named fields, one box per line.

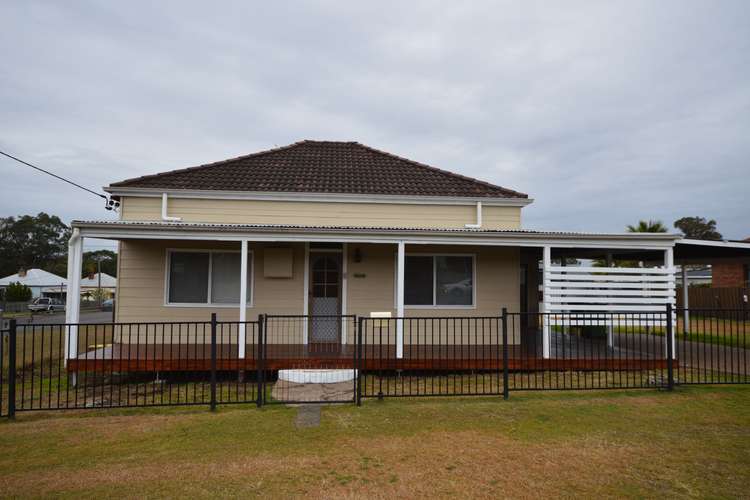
xmin=0 ymin=431 xmax=644 ymax=498
xmin=0 ymin=387 xmax=749 ymax=498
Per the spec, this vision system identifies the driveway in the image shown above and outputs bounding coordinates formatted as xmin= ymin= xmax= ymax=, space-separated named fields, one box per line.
xmin=15 ymin=310 xmax=114 ymax=325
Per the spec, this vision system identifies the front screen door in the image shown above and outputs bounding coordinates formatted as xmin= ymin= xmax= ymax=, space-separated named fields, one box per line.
xmin=309 ymin=252 xmax=342 ymax=343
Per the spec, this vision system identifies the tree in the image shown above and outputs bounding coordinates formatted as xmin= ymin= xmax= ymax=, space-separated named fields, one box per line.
xmin=5 ymin=281 xmax=32 ymax=302
xmin=673 ymin=216 xmax=722 ymax=240
xmin=593 ymin=219 xmax=667 ymax=267
xmin=627 ymin=220 xmax=668 ymax=233
xmin=83 ymin=249 xmax=118 ymax=278
xmin=0 ymin=213 xmax=71 ymax=277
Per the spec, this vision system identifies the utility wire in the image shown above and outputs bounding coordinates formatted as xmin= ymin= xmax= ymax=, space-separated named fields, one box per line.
xmin=0 ymin=150 xmax=107 ymax=200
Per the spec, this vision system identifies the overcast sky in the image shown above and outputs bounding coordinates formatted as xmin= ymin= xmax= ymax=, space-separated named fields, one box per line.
xmin=1 ymin=1 xmax=748 ymax=252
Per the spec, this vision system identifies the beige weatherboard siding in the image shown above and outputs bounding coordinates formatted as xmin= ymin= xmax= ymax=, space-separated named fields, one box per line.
xmin=119 ymin=196 xmax=522 ymax=230
xmin=115 ymin=239 xmax=522 ymax=344
xmin=346 ymin=243 xmax=521 ymax=344
xmin=116 ymin=239 xmax=305 ymax=321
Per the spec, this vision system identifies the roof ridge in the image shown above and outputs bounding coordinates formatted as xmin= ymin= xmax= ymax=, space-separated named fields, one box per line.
xmin=352 ymin=142 xmax=528 ymax=198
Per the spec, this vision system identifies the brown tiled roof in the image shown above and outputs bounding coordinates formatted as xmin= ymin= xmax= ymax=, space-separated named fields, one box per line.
xmin=108 ymin=141 xmax=527 ymax=199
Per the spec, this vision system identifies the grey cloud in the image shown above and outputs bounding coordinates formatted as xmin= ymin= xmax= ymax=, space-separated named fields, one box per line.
xmin=1 ymin=0 xmax=748 ymax=246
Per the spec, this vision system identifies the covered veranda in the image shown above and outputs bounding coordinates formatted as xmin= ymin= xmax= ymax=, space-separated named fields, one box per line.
xmin=64 ymin=220 xmax=688 ymax=372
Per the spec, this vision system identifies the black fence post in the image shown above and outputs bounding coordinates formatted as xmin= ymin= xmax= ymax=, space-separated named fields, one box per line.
xmin=257 ymin=314 xmax=264 ymax=408
xmin=357 ymin=317 xmax=363 ymax=406
xmin=501 ymin=308 xmax=509 ymax=400
xmin=666 ymin=304 xmax=674 ymax=391
xmin=7 ymin=319 xmax=16 ymax=419
xmin=210 ymin=313 xmax=217 ymax=411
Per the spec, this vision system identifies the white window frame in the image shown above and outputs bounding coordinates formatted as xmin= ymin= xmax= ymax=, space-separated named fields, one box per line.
xmin=164 ymin=248 xmax=254 ymax=308
xmin=401 ymin=253 xmax=477 ymax=309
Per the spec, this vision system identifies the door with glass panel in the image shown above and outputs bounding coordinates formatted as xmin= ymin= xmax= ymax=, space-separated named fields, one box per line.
xmin=309 ymin=253 xmax=342 ymax=343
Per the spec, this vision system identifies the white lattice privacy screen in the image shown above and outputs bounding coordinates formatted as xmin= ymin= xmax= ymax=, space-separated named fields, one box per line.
xmin=543 ymin=265 xmax=676 ymax=327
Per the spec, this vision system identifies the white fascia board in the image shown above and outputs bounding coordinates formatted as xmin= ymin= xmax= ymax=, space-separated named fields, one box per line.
xmin=73 ymin=223 xmax=678 ymax=250
xmin=104 ymin=186 xmax=534 ymax=207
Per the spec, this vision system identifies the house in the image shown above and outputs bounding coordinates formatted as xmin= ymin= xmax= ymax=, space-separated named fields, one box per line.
xmin=36 ymin=273 xmax=118 ymax=302
xmin=711 ymin=238 xmax=750 ymax=287
xmin=78 ymin=272 xmax=117 ymax=301
xmin=0 ymin=268 xmax=67 ymax=299
xmin=64 ymin=140 xmax=750 ymax=370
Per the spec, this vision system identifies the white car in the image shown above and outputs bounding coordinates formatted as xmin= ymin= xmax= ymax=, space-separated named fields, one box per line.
xmin=28 ymin=297 xmax=66 ymax=313
xmin=441 ymin=278 xmax=472 ymax=296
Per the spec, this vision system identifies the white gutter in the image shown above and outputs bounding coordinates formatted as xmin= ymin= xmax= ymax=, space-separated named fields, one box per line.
xmin=105 ymin=186 xmax=534 ymax=207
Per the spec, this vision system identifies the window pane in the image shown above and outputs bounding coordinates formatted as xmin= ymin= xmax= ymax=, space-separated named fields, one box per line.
xmin=211 ymin=252 xmax=241 ymax=303
xmin=405 ymin=256 xmax=433 ymax=305
xmin=169 ymin=252 xmax=209 ymax=303
xmin=436 ymin=256 xmax=473 ymax=306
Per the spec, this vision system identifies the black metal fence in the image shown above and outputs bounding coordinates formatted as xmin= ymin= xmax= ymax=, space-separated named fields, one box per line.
xmin=261 ymin=315 xmax=357 ymax=405
xmin=357 ymin=316 xmax=505 ymax=402
xmin=674 ymin=308 xmax=749 ymax=385
xmin=505 ymin=311 xmax=673 ymax=391
xmin=0 ymin=315 xmax=262 ymax=417
xmin=0 ymin=307 xmax=748 ymax=417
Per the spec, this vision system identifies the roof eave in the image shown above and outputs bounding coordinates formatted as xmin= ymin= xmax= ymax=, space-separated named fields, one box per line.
xmin=103 ymin=186 xmax=534 ymax=207
xmin=677 ymin=238 xmax=750 ymax=249
xmin=71 ymin=220 xmax=680 ymax=249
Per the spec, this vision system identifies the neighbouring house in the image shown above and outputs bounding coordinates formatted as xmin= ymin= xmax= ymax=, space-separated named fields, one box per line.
xmin=64 ymin=140 xmax=750 ymax=370
xmin=0 ymin=268 xmax=68 ymax=299
xmin=712 ymin=263 xmax=748 ymax=287
xmin=712 ymin=238 xmax=750 ymax=287
xmin=78 ymin=272 xmax=117 ymax=301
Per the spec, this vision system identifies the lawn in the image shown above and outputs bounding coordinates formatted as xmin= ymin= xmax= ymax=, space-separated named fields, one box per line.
xmin=1 ymin=387 xmax=749 ymax=498
xmin=604 ymin=316 xmax=750 ymax=349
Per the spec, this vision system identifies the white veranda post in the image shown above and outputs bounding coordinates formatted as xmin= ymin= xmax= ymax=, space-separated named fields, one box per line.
xmin=238 ymin=239 xmax=248 ymax=359
xmin=396 ymin=241 xmax=405 ymax=359
xmin=682 ymin=266 xmax=690 ymax=335
xmin=665 ymin=248 xmax=676 ymax=358
xmin=341 ymin=243 xmax=348 ymax=345
xmin=541 ymin=246 xmax=551 ymax=359
xmin=606 ymin=252 xmax=614 ymax=348
xmin=64 ymin=229 xmax=83 ymax=362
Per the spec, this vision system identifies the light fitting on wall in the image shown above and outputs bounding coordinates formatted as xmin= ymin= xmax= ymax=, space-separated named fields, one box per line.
xmin=354 ymin=247 xmax=363 ymax=263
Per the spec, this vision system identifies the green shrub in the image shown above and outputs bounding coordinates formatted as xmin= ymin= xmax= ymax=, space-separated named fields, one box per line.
xmin=5 ymin=281 xmax=32 ymax=302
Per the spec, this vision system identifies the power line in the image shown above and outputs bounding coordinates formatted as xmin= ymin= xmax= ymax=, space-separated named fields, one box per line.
xmin=0 ymin=150 xmax=107 ymax=200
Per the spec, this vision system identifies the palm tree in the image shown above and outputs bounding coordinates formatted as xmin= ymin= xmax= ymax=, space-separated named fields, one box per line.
xmin=627 ymin=220 xmax=668 ymax=233
xmin=594 ymin=219 xmax=668 ymax=267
